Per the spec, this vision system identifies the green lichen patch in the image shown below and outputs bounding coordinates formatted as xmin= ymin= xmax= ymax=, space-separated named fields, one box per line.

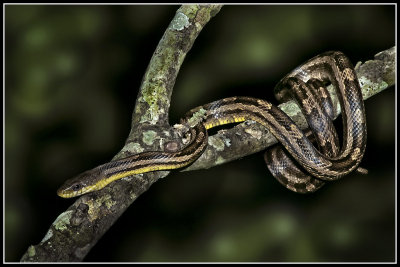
xmin=209 ymin=136 xmax=225 ymax=151
xmin=244 ymin=127 xmax=263 ymax=140
xmin=130 ymin=192 xmax=138 ymax=201
xmin=162 ymin=130 xmax=171 ymax=137
xmin=326 ymin=85 xmax=341 ymax=118
xmin=169 ymin=11 xmax=190 ymax=31
xmin=187 ymin=108 xmax=207 ymax=127
xmin=121 ymin=142 xmax=144 ymax=154
xmin=138 ymin=83 xmax=168 ymax=124
xmin=40 ymin=229 xmax=53 ymax=244
xmin=278 ymin=100 xmax=300 ymax=119
xmin=102 ymin=194 xmax=116 ymax=210
xmin=215 ymin=156 xmax=226 ymax=165
xmin=224 ymin=137 xmax=231 ymax=147
xmin=142 ymin=130 xmax=158 ymax=146
xmin=53 ymin=210 xmax=73 ymax=231
xmin=27 ymin=245 xmax=36 ymax=257
xmin=358 ymin=76 xmax=388 ymax=100
xmin=87 ymin=194 xmax=116 ymax=222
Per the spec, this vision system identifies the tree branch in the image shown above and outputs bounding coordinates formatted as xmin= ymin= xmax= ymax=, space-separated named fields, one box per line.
xmin=20 ymin=5 xmax=223 ymax=262
xmin=131 ymin=5 xmax=222 ymax=129
xmin=184 ymin=46 xmax=396 ymax=171
xmin=20 ymin=4 xmax=395 ymax=262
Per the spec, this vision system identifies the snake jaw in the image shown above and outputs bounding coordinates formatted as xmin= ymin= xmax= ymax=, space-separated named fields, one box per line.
xmin=57 ymin=167 xmax=104 ymax=198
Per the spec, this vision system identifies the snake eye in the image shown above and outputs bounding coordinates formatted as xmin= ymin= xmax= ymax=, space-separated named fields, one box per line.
xmin=71 ymin=183 xmax=82 ymax=191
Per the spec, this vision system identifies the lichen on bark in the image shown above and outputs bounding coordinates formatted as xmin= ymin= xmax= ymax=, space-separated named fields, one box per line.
xmin=20 ymin=5 xmax=223 ymax=262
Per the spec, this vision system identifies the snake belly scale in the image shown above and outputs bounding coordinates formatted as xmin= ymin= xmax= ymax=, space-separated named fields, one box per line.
xmin=57 ymin=51 xmax=367 ymax=198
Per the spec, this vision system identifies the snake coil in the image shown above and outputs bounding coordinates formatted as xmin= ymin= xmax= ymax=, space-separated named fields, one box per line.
xmin=57 ymin=51 xmax=367 ymax=198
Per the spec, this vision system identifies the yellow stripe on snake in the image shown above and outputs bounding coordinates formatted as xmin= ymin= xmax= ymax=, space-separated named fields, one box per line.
xmin=57 ymin=51 xmax=367 ymax=198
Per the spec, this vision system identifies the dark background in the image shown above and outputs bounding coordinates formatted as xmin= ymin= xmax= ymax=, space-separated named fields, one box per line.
xmin=5 ymin=4 xmax=395 ymax=262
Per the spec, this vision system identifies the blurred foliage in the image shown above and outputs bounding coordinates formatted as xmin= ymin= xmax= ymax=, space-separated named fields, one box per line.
xmin=5 ymin=4 xmax=395 ymax=262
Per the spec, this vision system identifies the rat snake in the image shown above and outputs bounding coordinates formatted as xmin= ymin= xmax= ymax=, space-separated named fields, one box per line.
xmin=57 ymin=51 xmax=367 ymax=198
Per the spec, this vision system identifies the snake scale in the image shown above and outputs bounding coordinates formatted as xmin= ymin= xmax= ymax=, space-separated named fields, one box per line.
xmin=57 ymin=51 xmax=367 ymax=198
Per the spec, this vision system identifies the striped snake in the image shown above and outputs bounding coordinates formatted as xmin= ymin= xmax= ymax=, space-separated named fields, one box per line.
xmin=57 ymin=51 xmax=367 ymax=198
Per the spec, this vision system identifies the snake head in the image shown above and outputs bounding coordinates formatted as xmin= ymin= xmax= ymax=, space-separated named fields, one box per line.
xmin=57 ymin=167 xmax=104 ymax=198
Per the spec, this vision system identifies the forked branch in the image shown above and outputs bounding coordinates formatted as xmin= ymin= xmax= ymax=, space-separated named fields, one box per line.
xmin=20 ymin=4 xmax=394 ymax=262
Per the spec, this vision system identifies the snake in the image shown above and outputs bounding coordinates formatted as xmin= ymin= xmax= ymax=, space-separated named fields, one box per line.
xmin=57 ymin=51 xmax=367 ymax=198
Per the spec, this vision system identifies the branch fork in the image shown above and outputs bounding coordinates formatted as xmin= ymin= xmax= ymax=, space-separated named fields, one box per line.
xmin=20 ymin=4 xmax=394 ymax=262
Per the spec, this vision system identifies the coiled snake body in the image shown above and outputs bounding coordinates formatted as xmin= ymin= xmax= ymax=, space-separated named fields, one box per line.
xmin=57 ymin=51 xmax=367 ymax=198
